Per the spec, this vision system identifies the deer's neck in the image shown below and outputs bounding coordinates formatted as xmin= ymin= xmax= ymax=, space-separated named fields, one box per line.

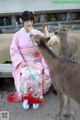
xmin=38 ymin=44 xmax=58 ymax=69
xmin=59 ymin=35 xmax=69 ymax=57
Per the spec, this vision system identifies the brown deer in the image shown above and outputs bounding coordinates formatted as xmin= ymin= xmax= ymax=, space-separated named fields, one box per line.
xmin=30 ymin=34 xmax=80 ymax=120
xmin=47 ymin=25 xmax=77 ymax=60
xmin=54 ymin=25 xmax=77 ymax=59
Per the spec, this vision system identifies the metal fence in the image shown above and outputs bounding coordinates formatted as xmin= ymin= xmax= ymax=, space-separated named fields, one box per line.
xmin=0 ymin=20 xmax=80 ymax=33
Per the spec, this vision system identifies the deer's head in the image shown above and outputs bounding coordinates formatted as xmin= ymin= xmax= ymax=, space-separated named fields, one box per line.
xmin=30 ymin=34 xmax=50 ymax=47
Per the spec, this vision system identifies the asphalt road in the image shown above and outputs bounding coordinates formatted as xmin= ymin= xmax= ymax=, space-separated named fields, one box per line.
xmin=0 ymin=80 xmax=80 ymax=120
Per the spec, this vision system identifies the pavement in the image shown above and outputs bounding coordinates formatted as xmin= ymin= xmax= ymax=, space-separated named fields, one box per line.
xmin=0 ymin=79 xmax=80 ymax=120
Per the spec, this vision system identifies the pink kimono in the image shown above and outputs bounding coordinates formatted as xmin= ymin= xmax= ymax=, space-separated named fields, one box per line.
xmin=9 ymin=27 xmax=51 ymax=104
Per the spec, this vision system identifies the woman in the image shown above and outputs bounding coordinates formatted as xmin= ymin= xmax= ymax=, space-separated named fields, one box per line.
xmin=8 ymin=11 xmax=51 ymax=109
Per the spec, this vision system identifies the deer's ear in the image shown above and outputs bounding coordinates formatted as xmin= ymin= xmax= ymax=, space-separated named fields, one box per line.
xmin=45 ymin=37 xmax=50 ymax=42
xmin=67 ymin=25 xmax=75 ymax=31
xmin=30 ymin=34 xmax=34 ymax=38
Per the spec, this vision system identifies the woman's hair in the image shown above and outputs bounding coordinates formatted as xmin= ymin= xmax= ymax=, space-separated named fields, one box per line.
xmin=21 ymin=11 xmax=34 ymax=22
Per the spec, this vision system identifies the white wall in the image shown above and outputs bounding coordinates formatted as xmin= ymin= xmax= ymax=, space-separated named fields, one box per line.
xmin=0 ymin=0 xmax=80 ymax=14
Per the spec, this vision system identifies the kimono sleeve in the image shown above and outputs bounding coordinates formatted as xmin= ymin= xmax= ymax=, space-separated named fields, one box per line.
xmin=10 ymin=33 xmax=23 ymax=68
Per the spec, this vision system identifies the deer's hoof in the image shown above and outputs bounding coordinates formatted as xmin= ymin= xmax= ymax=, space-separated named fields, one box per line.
xmin=64 ymin=114 xmax=70 ymax=118
xmin=63 ymin=114 xmax=74 ymax=120
xmin=54 ymin=113 xmax=62 ymax=120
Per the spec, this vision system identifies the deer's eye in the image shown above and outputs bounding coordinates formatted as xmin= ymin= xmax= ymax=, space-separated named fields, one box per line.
xmin=35 ymin=41 xmax=38 ymax=44
xmin=62 ymin=29 xmax=66 ymax=31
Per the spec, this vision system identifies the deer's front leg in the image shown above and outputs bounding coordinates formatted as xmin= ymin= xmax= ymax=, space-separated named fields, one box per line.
xmin=63 ymin=96 xmax=71 ymax=118
xmin=63 ymin=97 xmax=74 ymax=120
xmin=55 ymin=92 xmax=64 ymax=120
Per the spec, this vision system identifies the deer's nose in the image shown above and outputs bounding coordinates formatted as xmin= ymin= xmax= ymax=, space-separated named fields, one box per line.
xmin=54 ymin=32 xmax=58 ymax=34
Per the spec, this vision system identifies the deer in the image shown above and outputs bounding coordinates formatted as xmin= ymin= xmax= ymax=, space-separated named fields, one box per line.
xmin=54 ymin=25 xmax=77 ymax=60
xmin=44 ymin=24 xmax=77 ymax=60
xmin=30 ymin=34 xmax=80 ymax=120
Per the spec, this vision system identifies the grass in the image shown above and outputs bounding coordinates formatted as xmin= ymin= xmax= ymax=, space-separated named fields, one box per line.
xmin=0 ymin=31 xmax=80 ymax=63
xmin=0 ymin=33 xmax=13 ymax=63
xmin=0 ymin=48 xmax=11 ymax=63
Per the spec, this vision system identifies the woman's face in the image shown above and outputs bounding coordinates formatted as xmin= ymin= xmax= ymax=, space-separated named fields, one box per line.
xmin=24 ymin=20 xmax=34 ymax=28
